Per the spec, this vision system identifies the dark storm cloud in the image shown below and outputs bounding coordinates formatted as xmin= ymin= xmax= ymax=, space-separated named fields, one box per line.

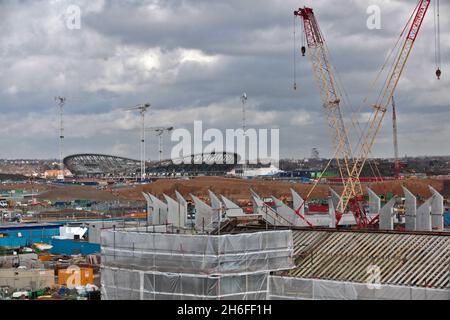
xmin=0 ymin=0 xmax=448 ymax=160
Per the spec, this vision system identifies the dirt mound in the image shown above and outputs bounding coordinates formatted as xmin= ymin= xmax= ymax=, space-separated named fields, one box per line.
xmin=116 ymin=177 xmax=330 ymax=202
xmin=116 ymin=177 xmax=446 ymax=203
xmin=0 ymin=183 xmax=53 ymax=192
xmin=37 ymin=185 xmax=117 ymax=202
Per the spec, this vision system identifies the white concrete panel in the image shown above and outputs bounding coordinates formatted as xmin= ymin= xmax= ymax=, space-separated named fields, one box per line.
xmin=379 ymin=197 xmax=396 ymax=230
xmin=417 ymin=198 xmax=432 ymax=232
xmin=142 ymin=192 xmax=153 ymax=224
xmin=252 ymin=194 xmax=287 ymax=227
xmin=164 ymin=194 xmax=185 ymax=228
xmin=367 ymin=188 xmax=381 ymax=215
xmin=251 ymin=190 xmax=262 ymax=216
xmin=175 ymin=191 xmax=188 ymax=226
xmin=326 ymin=196 xmax=356 ymax=227
xmin=429 ymin=186 xmax=444 ymax=231
xmin=190 ymin=194 xmax=214 ymax=231
xmin=221 ymin=195 xmax=244 ymax=217
xmin=290 ymin=188 xmax=305 ymax=217
xmin=149 ymin=194 xmax=168 ymax=225
xmin=328 ymin=197 xmax=336 ymax=228
xmin=209 ymin=190 xmax=223 ymax=222
xmin=403 ymin=187 xmax=417 ymax=231
xmin=329 ymin=188 xmax=341 ymax=211
xmin=209 ymin=190 xmax=222 ymax=210
xmin=272 ymin=196 xmax=308 ymax=227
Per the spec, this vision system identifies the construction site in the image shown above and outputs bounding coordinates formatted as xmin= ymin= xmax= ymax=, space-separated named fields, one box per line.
xmin=0 ymin=0 xmax=449 ymax=302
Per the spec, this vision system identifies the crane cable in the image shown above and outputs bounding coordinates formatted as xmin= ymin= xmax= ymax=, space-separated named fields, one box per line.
xmin=296 ymin=147 xmax=339 ymax=216
xmin=434 ymin=0 xmax=441 ymax=79
xmin=293 ymin=15 xmax=297 ymax=90
xmin=363 ymin=0 xmax=420 ymax=107
xmin=350 ymin=0 xmax=420 ymax=163
xmin=321 ymin=27 xmax=383 ymax=181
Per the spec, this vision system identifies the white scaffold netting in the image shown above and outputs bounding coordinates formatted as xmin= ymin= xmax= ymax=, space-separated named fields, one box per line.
xmin=102 ymin=269 xmax=270 ymax=300
xmin=101 ymin=230 xmax=294 ymax=300
xmin=268 ymin=276 xmax=450 ymax=300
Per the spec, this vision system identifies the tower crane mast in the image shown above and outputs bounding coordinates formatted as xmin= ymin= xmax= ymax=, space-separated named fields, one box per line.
xmin=126 ymin=103 xmax=151 ymax=180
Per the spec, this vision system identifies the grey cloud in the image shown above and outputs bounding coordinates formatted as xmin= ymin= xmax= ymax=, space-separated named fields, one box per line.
xmin=0 ymin=0 xmax=449 ymax=160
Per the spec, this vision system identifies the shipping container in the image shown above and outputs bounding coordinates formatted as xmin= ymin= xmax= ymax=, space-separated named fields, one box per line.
xmin=58 ymin=267 xmax=94 ymax=286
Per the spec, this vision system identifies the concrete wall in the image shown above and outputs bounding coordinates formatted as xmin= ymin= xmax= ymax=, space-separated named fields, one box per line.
xmin=0 ymin=269 xmax=54 ymax=290
xmin=87 ymin=221 xmax=123 ymax=244
xmin=0 ymin=253 xmax=40 ymax=269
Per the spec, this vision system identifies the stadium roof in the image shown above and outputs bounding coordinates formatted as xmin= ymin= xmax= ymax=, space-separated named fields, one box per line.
xmin=64 ymin=152 xmax=240 ymax=177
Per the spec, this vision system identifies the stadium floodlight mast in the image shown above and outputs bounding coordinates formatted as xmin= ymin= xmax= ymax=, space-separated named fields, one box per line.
xmin=126 ymin=103 xmax=151 ymax=181
xmin=55 ymin=96 xmax=66 ymax=182
xmin=241 ymin=92 xmax=248 ymax=177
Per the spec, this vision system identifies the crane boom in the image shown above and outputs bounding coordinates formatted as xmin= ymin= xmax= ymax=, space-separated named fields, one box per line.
xmin=146 ymin=126 xmax=174 ymax=135
xmin=392 ymin=96 xmax=400 ymax=178
xmin=294 ymin=7 xmax=361 ymax=213
xmin=339 ymin=0 xmax=431 ymax=219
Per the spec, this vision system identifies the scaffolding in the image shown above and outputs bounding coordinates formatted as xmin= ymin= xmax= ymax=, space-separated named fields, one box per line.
xmin=268 ymin=276 xmax=450 ymax=300
xmin=101 ymin=230 xmax=294 ymax=300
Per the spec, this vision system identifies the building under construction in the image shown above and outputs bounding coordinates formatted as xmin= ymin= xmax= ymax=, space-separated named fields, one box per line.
xmin=100 ymin=188 xmax=449 ymax=300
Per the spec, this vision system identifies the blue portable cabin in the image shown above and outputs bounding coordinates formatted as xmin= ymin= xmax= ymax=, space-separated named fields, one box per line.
xmin=0 ymin=223 xmax=62 ymax=248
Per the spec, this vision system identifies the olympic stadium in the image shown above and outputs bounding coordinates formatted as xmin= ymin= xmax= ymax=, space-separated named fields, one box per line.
xmin=64 ymin=152 xmax=248 ymax=178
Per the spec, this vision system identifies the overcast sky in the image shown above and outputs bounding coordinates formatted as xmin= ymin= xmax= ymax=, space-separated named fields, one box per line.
xmin=0 ymin=0 xmax=448 ymax=160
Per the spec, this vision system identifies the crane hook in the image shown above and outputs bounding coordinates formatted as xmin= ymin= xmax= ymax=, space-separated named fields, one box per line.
xmin=436 ymin=68 xmax=441 ymax=80
xmin=293 ymin=82 xmax=297 ymax=90
xmin=301 ymin=46 xmax=306 ymax=57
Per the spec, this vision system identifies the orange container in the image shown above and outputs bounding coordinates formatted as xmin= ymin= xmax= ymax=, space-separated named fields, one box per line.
xmin=58 ymin=267 xmax=94 ymax=286
xmin=38 ymin=254 xmax=54 ymax=262
xmin=126 ymin=212 xmax=147 ymax=219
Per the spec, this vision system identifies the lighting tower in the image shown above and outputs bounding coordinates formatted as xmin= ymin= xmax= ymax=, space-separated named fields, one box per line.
xmin=241 ymin=92 xmax=248 ymax=176
xmin=55 ymin=96 xmax=66 ymax=181
xmin=127 ymin=103 xmax=151 ymax=180
xmin=146 ymin=127 xmax=174 ymax=162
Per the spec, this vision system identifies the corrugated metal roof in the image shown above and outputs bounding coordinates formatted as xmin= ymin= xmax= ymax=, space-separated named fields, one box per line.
xmin=287 ymin=229 xmax=450 ymax=289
